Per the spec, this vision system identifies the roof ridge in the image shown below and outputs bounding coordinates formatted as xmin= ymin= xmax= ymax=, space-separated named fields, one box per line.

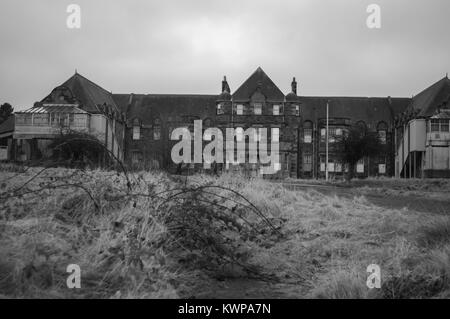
xmin=72 ymin=72 xmax=113 ymax=96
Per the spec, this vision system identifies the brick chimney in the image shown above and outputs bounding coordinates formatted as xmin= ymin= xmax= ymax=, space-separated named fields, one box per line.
xmin=222 ymin=76 xmax=230 ymax=93
xmin=291 ymin=77 xmax=297 ymax=95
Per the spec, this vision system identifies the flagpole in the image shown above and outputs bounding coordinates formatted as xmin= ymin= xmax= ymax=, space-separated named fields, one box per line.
xmin=325 ymin=100 xmax=329 ymax=181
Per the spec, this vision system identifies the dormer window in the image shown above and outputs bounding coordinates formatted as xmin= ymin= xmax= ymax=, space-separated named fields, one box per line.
xmin=253 ymin=103 xmax=262 ymax=115
xmin=217 ymin=103 xmax=224 ymax=115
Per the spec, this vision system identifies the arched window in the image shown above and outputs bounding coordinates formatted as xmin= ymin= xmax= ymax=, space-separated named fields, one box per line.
xmin=132 ymin=118 xmax=141 ymax=140
xmin=377 ymin=121 xmax=388 ymax=144
xmin=303 ymin=120 xmax=313 ymax=143
xmin=153 ymin=118 xmax=161 ymax=140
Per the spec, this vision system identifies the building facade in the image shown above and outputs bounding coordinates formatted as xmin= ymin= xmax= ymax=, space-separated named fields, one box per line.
xmin=1 ymin=67 xmax=449 ymax=178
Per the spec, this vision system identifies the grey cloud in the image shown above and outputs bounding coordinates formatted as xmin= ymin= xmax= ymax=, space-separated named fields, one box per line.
xmin=0 ymin=0 xmax=449 ymax=110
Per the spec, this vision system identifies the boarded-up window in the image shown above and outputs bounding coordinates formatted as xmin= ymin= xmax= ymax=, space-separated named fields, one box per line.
xmin=379 ymin=164 xmax=386 ymax=174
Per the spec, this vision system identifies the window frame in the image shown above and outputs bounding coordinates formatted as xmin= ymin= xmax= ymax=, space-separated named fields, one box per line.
xmin=236 ymin=104 xmax=244 ymax=115
xmin=253 ymin=103 xmax=262 ymax=115
xmin=132 ymin=125 xmax=141 ymax=140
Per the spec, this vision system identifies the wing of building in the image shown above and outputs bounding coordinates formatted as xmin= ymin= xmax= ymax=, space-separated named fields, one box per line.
xmin=1 ymin=67 xmax=449 ymax=178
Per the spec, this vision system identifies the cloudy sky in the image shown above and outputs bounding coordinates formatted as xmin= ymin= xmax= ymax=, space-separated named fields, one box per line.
xmin=0 ymin=0 xmax=449 ymax=111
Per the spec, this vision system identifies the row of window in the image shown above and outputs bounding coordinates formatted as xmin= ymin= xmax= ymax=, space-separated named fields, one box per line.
xmin=234 ymin=127 xmax=280 ymax=142
xmin=132 ymin=126 xmax=161 ymax=140
xmin=132 ymin=125 xmax=280 ymax=142
xmin=302 ymin=127 xmax=387 ymax=144
xmin=217 ymin=103 xmax=299 ymax=116
xmin=430 ymin=119 xmax=450 ymax=132
xmin=304 ymin=158 xmax=386 ymax=174
xmin=15 ymin=113 xmax=89 ymax=127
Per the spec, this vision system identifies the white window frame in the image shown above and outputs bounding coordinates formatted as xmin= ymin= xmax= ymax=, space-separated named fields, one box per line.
xmin=236 ymin=104 xmax=244 ymax=115
xmin=273 ymin=104 xmax=280 ymax=115
xmin=356 ymin=159 xmax=365 ymax=173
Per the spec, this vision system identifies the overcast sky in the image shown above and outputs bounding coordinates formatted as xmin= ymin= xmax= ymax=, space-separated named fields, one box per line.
xmin=1 ymin=0 xmax=449 ymax=111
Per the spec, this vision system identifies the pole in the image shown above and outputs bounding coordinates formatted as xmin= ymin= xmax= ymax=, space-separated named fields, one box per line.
xmin=325 ymin=100 xmax=329 ymax=181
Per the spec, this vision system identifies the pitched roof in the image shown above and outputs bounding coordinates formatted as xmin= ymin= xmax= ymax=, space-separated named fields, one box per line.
xmin=408 ymin=76 xmax=450 ymax=117
xmin=43 ymin=73 xmax=119 ymax=114
xmin=299 ymin=96 xmax=410 ymax=129
xmin=114 ymin=94 xmax=218 ymax=125
xmin=232 ymin=67 xmax=285 ymax=101
xmin=19 ymin=104 xmax=88 ymax=114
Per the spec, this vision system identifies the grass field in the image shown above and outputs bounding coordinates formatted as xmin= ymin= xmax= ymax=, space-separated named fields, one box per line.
xmin=0 ymin=164 xmax=449 ymax=298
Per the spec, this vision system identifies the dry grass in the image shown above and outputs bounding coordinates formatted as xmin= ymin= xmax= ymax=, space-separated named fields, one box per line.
xmin=1 ymin=165 xmax=449 ymax=298
xmin=193 ymin=173 xmax=450 ymax=299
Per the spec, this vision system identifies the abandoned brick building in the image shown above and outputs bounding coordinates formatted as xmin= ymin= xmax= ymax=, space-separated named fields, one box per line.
xmin=1 ymin=67 xmax=450 ymax=179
